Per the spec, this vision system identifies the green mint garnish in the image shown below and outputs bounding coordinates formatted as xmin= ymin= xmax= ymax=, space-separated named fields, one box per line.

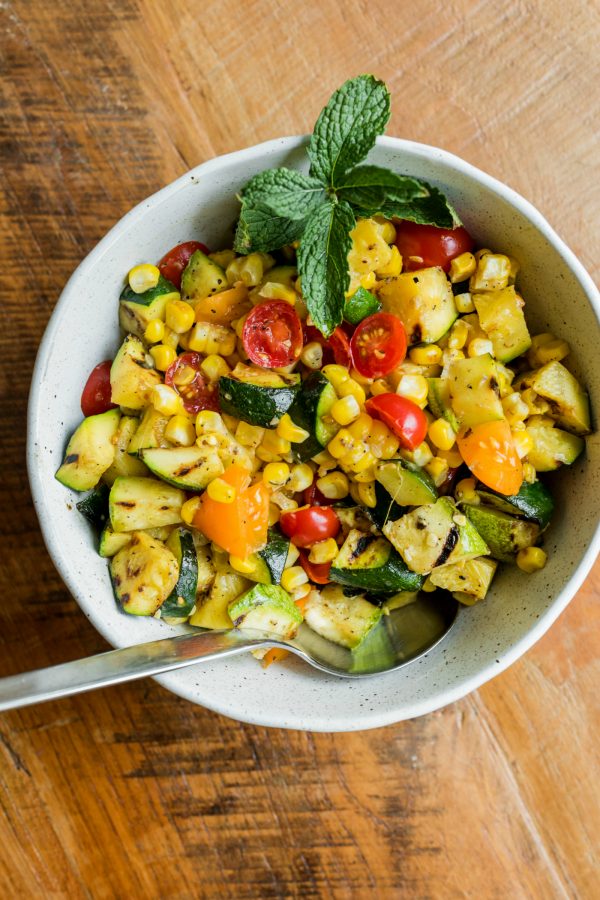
xmin=234 ymin=75 xmax=459 ymax=336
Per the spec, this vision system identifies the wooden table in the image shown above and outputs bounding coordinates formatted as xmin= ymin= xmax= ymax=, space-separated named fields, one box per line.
xmin=1 ymin=0 xmax=598 ymax=896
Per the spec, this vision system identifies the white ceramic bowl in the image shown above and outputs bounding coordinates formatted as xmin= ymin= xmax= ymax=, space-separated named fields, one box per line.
xmin=27 ymin=136 xmax=600 ymax=731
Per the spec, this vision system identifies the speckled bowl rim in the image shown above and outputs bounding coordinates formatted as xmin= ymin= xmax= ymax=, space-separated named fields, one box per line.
xmin=27 ymin=135 xmax=600 ymax=731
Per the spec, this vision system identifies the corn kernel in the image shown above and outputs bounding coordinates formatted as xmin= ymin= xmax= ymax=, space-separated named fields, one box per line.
xmin=276 ymin=414 xmax=310 ymax=444
xmin=268 ymin=503 xmax=281 ymax=526
xmin=349 ymin=483 xmax=362 ymax=504
xmin=128 ymin=263 xmax=160 ymax=294
xmin=230 ymin=253 xmax=264 ymax=287
xmin=150 ymin=344 xmax=177 ymax=371
xmin=448 ymin=319 xmax=470 ymax=350
xmin=322 ymin=364 xmax=350 ymax=393
xmin=259 ymin=282 xmax=297 ymax=304
xmin=287 ymin=463 xmax=314 ymax=494
xmin=369 ymin=378 xmax=389 ymax=397
xmin=520 ymin=388 xmax=550 ymax=415
xmin=522 ymin=462 xmax=537 ymax=483
xmin=339 ymin=444 xmax=369 ymax=472
xmin=353 ymin=465 xmax=377 ymax=483
xmin=454 ymin=292 xmax=475 ymax=314
xmin=270 ymin=491 xmax=298 ymax=511
xmin=261 ymin=431 xmax=291 ymax=456
xmin=188 ymin=322 xmax=236 ymax=356
xmin=161 ymin=325 xmax=180 ymax=351
xmin=164 ymin=415 xmax=196 ymax=446
xmin=425 ymin=456 xmax=450 ymax=487
xmin=377 ymin=219 xmax=397 ymax=244
xmin=357 ymin=482 xmax=377 ymax=508
xmin=437 ymin=446 xmax=464 ymax=467
xmin=352 ymin=450 xmax=377 ymax=474
xmin=166 ymin=300 xmax=195 ymax=334
xmin=235 ymin=421 xmax=265 ymax=448
xmin=285 ymin=544 xmax=300 ymax=568
xmin=151 ymin=383 xmax=183 ymax=416
xmin=409 ymin=344 xmax=443 ymax=366
xmin=256 ymin=446 xmax=281 ymax=463
xmin=181 ymin=497 xmax=201 ymax=526
xmin=210 ymin=249 xmax=236 ymax=269
xmin=229 ymin=554 xmax=260 ymax=575
xmin=331 ymin=395 xmax=361 ymax=426
xmin=308 ymin=538 xmax=339 ymax=564
xmin=455 ymin=478 xmax=479 ymax=503
xmin=516 ymin=546 xmax=547 ymax=573
xmin=405 ymin=441 xmax=433 ymax=467
xmin=428 ymin=418 xmax=456 ymax=451
xmin=360 ymin=271 xmax=377 ymax=290
xmin=337 ymin=378 xmax=366 ymax=405
xmin=316 ymin=471 xmax=349 ymax=500
xmin=396 ymin=374 xmax=428 ymax=407
xmin=535 ymin=338 xmax=570 ymax=366
xmin=281 ymin=566 xmax=309 ymax=592
xmin=502 ymin=392 xmax=529 ymax=424
xmin=470 ymin=253 xmax=511 ymax=292
xmin=200 ymin=354 xmax=231 ymax=382
xmin=144 ymin=319 xmax=166 ymax=344
xmin=376 ymin=244 xmax=402 ymax=277
xmin=207 ymin=477 xmax=236 ymax=504
xmin=467 ymin=338 xmax=495 ymax=358
xmin=300 ymin=341 xmax=323 ymax=370
xmin=327 ymin=429 xmax=356 ymax=459
xmin=449 ymin=252 xmax=476 ymax=284
xmin=347 ymin=413 xmax=373 ymax=441
xmin=512 ymin=430 xmax=533 ymax=459
xmin=195 ymin=410 xmax=228 ymax=435
xmin=262 ymin=462 xmax=290 ymax=488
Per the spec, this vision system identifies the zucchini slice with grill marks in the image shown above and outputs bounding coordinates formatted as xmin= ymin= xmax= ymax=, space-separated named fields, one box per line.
xmin=189 ymin=554 xmax=247 ymax=630
xmin=76 ymin=483 xmax=110 ymax=528
xmin=127 ymin=406 xmax=171 ymax=456
xmin=473 ymin=286 xmax=531 ymax=363
xmin=303 ymin=584 xmax=382 ymax=649
xmin=181 ymin=250 xmax=227 ymax=304
xmin=429 ymin=556 xmax=498 ymax=601
xmin=102 ymin=416 xmax=148 ymax=485
xmin=375 ymin=458 xmax=437 ymax=507
xmin=218 ymin=363 xmax=301 ymax=428
xmin=99 ymin=525 xmax=132 ymax=558
xmin=473 ymin=480 xmax=554 ymax=529
xmin=330 ymin=529 xmax=425 ymax=592
xmin=160 ymin=528 xmax=199 ymax=620
xmin=366 ymin=482 xmax=406 ymax=531
xmin=378 ymin=266 xmax=458 ymax=344
xmin=525 ymin=421 xmax=585 ymax=471
xmin=462 ymin=504 xmax=540 ymax=563
xmin=288 ymin=371 xmax=339 ymax=461
xmin=109 ymin=476 xmax=185 ymax=532
xmin=119 ymin=275 xmax=179 ymax=339
xmin=110 ymin=334 xmax=161 ymax=410
xmin=141 ymin=433 xmax=250 ymax=490
xmin=527 ymin=361 xmax=591 ymax=435
xmin=110 ymin=531 xmax=179 ymax=616
xmin=55 ymin=408 xmax=121 ymax=491
xmin=228 ymin=584 xmax=303 ymax=638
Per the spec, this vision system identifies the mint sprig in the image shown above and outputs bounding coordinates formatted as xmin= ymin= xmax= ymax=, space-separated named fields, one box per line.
xmin=234 ymin=75 xmax=458 ymax=336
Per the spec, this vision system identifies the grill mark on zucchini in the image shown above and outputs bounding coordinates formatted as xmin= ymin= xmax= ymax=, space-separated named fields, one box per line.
xmin=349 ymin=533 xmax=377 ymax=560
xmin=65 ymin=453 xmax=79 ymax=464
xmin=116 ymin=500 xmax=136 ymax=508
xmin=434 ymin=524 xmax=459 ymax=567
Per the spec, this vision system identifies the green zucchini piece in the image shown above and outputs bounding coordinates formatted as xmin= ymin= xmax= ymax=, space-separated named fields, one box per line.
xmin=462 ymin=504 xmax=540 ymax=563
xmin=110 ymin=530 xmax=179 ymax=616
xmin=446 ymin=354 xmax=504 ymax=428
xmin=381 ymin=590 xmax=420 ymax=612
xmin=99 ymin=525 xmax=132 ymax=558
xmin=337 ymin=504 xmax=380 ymax=534
xmin=119 ymin=275 xmax=179 ymax=339
xmin=473 ymin=286 xmax=531 ymax=362
xmin=127 ymin=406 xmax=171 ymax=455
xmin=189 ymin=557 xmax=246 ymax=630
xmin=76 ymin=484 xmax=110 ymax=528
xmin=427 ymin=378 xmax=460 ymax=431
xmin=181 ymin=250 xmax=227 ymax=304
xmin=366 ymin=482 xmax=406 ymax=531
xmin=288 ymin=371 xmax=340 ymax=461
xmin=429 ymin=556 xmax=498 ymax=600
xmin=375 ymin=459 xmax=437 ymax=506
xmin=474 ymin=480 xmax=554 ymax=529
xmin=160 ymin=528 xmax=198 ymax=619
xmin=219 ymin=364 xmax=301 ymax=428
xmin=527 ymin=361 xmax=591 ymax=435
xmin=228 ymin=584 xmax=303 ymax=638
xmin=330 ymin=529 xmax=425 ymax=592
xmin=379 ymin=266 xmax=458 ymax=344
xmin=256 ymin=527 xmax=291 ymax=586
xmin=525 ymin=421 xmax=585 ymax=471
xmin=303 ymin=584 xmax=382 ymax=649
xmin=344 ymin=286 xmax=382 ymax=325
xmin=141 ymin=445 xmax=226 ymax=491
xmin=110 ymin=334 xmax=161 ymax=410
xmin=102 ymin=416 xmax=148 ymax=485
xmin=383 ymin=497 xmax=489 ymax=575
xmin=55 ymin=409 xmax=121 ymax=491
xmin=109 ymin=476 xmax=184 ymax=532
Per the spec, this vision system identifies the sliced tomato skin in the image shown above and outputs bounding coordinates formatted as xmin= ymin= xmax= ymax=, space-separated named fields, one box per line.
xmin=81 ymin=360 xmax=117 ymax=417
xmin=164 ymin=351 xmax=219 ymax=413
xmin=395 ymin=222 xmax=473 ymax=272
xmin=350 ymin=312 xmax=407 ymax=379
xmin=303 ymin=325 xmax=352 ymax=367
xmin=279 ymin=505 xmax=340 ymax=548
xmin=242 ymin=301 xmax=303 ymax=368
xmin=298 ymin=549 xmax=332 ymax=585
xmin=304 ymin=480 xmax=336 ymax=507
xmin=365 ymin=393 xmax=428 ymax=451
xmin=158 ymin=240 xmax=210 ymax=289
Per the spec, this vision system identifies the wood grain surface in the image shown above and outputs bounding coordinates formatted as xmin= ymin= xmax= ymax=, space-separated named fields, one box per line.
xmin=1 ymin=0 xmax=599 ymax=896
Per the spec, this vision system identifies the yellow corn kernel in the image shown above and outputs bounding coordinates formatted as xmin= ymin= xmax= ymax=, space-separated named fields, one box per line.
xmin=300 ymin=341 xmax=323 ymax=370
xmin=501 ymin=392 xmax=529 ymax=424
xmin=520 ymin=388 xmax=550 ymax=415
xmin=349 ymin=483 xmax=361 ymax=504
xmin=522 ymin=462 xmax=537 ymax=483
xmin=160 ymin=325 xmax=180 ymax=351
xmin=180 ymin=497 xmax=201 ymax=526
xmin=195 ymin=410 xmax=227 ymax=435
xmin=128 ymin=263 xmax=160 ymax=294
xmin=428 ymin=418 xmax=456 ymax=451
xmin=396 ymin=374 xmax=428 ymax=407
xmin=276 ymin=414 xmax=310 ymax=444
xmin=327 ymin=428 xmax=357 ymax=459
xmin=470 ymin=253 xmax=511 ymax=292
xmin=164 ymin=415 xmax=196 ymax=446
xmin=405 ymin=441 xmax=433 ymax=467
xmin=200 ymin=354 xmax=231 ymax=383
xmin=536 ymin=338 xmax=570 ymax=366
xmin=284 ymin=544 xmax=300 ymax=568
xmin=449 ymin=252 xmax=476 ymax=284
xmin=171 ymin=364 xmax=196 ymax=388
xmin=377 ymin=219 xmax=397 ymax=244
xmin=188 ymin=322 xmax=236 ymax=356
xmin=271 ymin=491 xmax=298 ymax=511
xmin=339 ymin=444 xmax=370 ymax=472
xmin=353 ymin=465 xmax=377 ymax=483
xmin=151 ymin=383 xmax=183 ymax=416
xmin=331 ymin=395 xmax=361 ymax=426
xmin=369 ymin=378 xmax=389 ymax=397
xmin=308 ymin=538 xmax=339 ymax=565
xmin=351 ymin=450 xmax=377 ymax=474
xmin=261 ymin=430 xmax=291 ymax=456
xmin=210 ymin=249 xmax=236 ymax=269
xmin=467 ymin=338 xmax=494 ymax=358
xmin=316 ymin=471 xmax=349 ymax=500
xmin=262 ymin=462 xmax=291 ymax=488
xmin=149 ymin=344 xmax=177 ymax=371
xmin=235 ymin=421 xmax=265 ymax=448
xmin=348 ymin=413 xmax=373 ymax=442
xmin=455 ymin=477 xmax=479 ymax=503
xmin=229 ymin=554 xmax=260 ymax=575
xmin=232 ymin=253 xmax=264 ymax=287
xmin=376 ymin=244 xmax=402 ymax=277
xmin=207 ymin=478 xmax=237 ymax=504
xmin=516 ymin=546 xmax=547 ymax=573
xmin=166 ymin=300 xmax=195 ymax=334
xmin=144 ymin=319 xmax=165 ymax=344
xmin=425 ymin=456 xmax=450 ymax=487
xmin=312 ymin=449 xmax=337 ymax=468
xmin=437 ymin=446 xmax=464 ymax=468
xmin=256 ymin=446 xmax=280 ymax=463
xmin=232 ymin=314 xmax=248 ymax=340
xmin=360 ymin=271 xmax=377 ymax=290
xmin=448 ymin=319 xmax=470 ymax=350
xmin=322 ymin=364 xmax=350 ymax=393
xmin=454 ymin=292 xmax=475 ymax=314
xmin=409 ymin=344 xmax=443 ymax=366
xmin=357 ymin=481 xmax=377 ymax=508
xmin=369 ymin=421 xmax=400 ymax=460
xmin=268 ymin=503 xmax=281 ymax=526
xmin=281 ymin=566 xmax=309 ymax=592
xmin=512 ymin=430 xmax=533 ymax=459
xmin=337 ymin=377 xmax=366 ymax=405
xmin=259 ymin=282 xmax=297 ymax=304
xmin=287 ymin=463 xmax=314 ymax=494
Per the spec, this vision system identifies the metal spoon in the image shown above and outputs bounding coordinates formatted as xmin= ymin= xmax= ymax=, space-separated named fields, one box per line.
xmin=0 ymin=593 xmax=458 ymax=711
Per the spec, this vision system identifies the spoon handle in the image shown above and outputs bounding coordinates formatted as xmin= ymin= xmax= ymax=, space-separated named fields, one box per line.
xmin=0 ymin=629 xmax=283 ymax=712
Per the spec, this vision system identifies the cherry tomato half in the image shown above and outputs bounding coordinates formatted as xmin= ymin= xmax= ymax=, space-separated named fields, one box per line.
xmin=395 ymin=222 xmax=473 ymax=273
xmin=165 ymin=351 xmax=219 ymax=414
xmin=350 ymin=312 xmax=407 ymax=379
xmin=457 ymin=420 xmax=523 ymax=496
xmin=80 ymin=360 xmax=117 ymax=417
xmin=365 ymin=393 xmax=428 ymax=451
xmin=298 ymin=549 xmax=332 ymax=585
xmin=303 ymin=324 xmax=352 ymax=367
xmin=158 ymin=240 xmax=210 ymax=289
xmin=242 ymin=301 xmax=303 ymax=368
xmin=279 ymin=505 xmax=340 ymax=549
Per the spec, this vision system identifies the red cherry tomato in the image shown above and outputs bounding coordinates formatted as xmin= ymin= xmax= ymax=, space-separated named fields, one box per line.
xmin=298 ymin=549 xmax=332 ymax=585
xmin=303 ymin=325 xmax=352 ymax=367
xmin=165 ymin=351 xmax=219 ymax=414
xmin=304 ymin=480 xmax=336 ymax=507
xmin=279 ymin=505 xmax=340 ymax=549
xmin=350 ymin=312 xmax=407 ymax=379
xmin=365 ymin=393 xmax=428 ymax=451
xmin=242 ymin=301 xmax=303 ymax=368
xmin=395 ymin=222 xmax=473 ymax=273
xmin=158 ymin=240 xmax=210 ymax=289
xmin=80 ymin=360 xmax=117 ymax=417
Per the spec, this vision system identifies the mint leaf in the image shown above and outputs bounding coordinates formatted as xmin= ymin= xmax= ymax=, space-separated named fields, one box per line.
xmin=308 ymin=75 xmax=390 ymax=186
xmin=234 ymin=200 xmax=306 ymax=254
xmin=337 ymin=165 xmax=427 ymax=212
xmin=241 ymin=168 xmax=326 ymax=220
xmin=378 ymin=182 xmax=459 ymax=229
xmin=297 ymin=199 xmax=355 ymax=336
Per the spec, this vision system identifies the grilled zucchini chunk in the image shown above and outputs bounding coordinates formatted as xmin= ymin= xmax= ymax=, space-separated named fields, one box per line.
xmin=99 ymin=525 xmax=132 ymax=558
xmin=102 ymin=416 xmax=148 ymax=485
xmin=110 ymin=334 xmax=161 ymax=410
xmin=160 ymin=528 xmax=199 ymax=621
xmin=109 ymin=476 xmax=185 ymax=532
xmin=462 ymin=504 xmax=540 ymax=563
xmin=76 ymin=484 xmax=110 ymax=528
xmin=189 ymin=553 xmax=248 ymax=630
xmin=55 ymin=408 xmax=121 ymax=491
xmin=180 ymin=249 xmax=228 ymax=304
xmin=110 ymin=531 xmax=179 ymax=616
xmin=218 ymin=363 xmax=301 ymax=428
xmin=472 ymin=480 xmax=554 ymax=529
xmin=119 ymin=275 xmax=179 ymax=339
xmin=525 ymin=420 xmax=585 ymax=471
xmin=330 ymin=529 xmax=424 ymax=592
xmin=375 ymin=459 xmax=437 ymax=506
xmin=288 ymin=371 xmax=339 ymax=461
xmin=141 ymin=433 xmax=250 ymax=491
xmin=303 ymin=584 xmax=382 ymax=649
xmin=473 ymin=286 xmax=531 ymax=362
xmin=429 ymin=556 xmax=498 ymax=603
xmin=228 ymin=584 xmax=303 ymax=639
xmin=379 ymin=266 xmax=458 ymax=344
xmin=526 ymin=361 xmax=591 ymax=435
xmin=127 ymin=406 xmax=171 ymax=455
xmin=446 ymin=354 xmax=504 ymax=428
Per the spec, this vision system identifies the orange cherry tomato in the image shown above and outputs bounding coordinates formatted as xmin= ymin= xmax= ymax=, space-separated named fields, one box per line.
xmin=192 ymin=464 xmax=270 ymax=558
xmin=456 ymin=420 xmax=523 ymax=496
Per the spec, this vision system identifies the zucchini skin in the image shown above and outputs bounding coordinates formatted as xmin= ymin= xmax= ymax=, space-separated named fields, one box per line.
xmin=76 ymin=484 xmax=110 ymax=529
xmin=330 ymin=548 xmax=424 ymax=593
xmin=161 ymin=529 xmax=198 ymax=618
xmin=367 ymin=482 xmax=406 ymax=531
xmin=475 ymin=480 xmax=554 ymax=529
xmin=288 ymin=372 xmax=339 ymax=462
xmin=218 ymin=376 xmax=300 ymax=428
